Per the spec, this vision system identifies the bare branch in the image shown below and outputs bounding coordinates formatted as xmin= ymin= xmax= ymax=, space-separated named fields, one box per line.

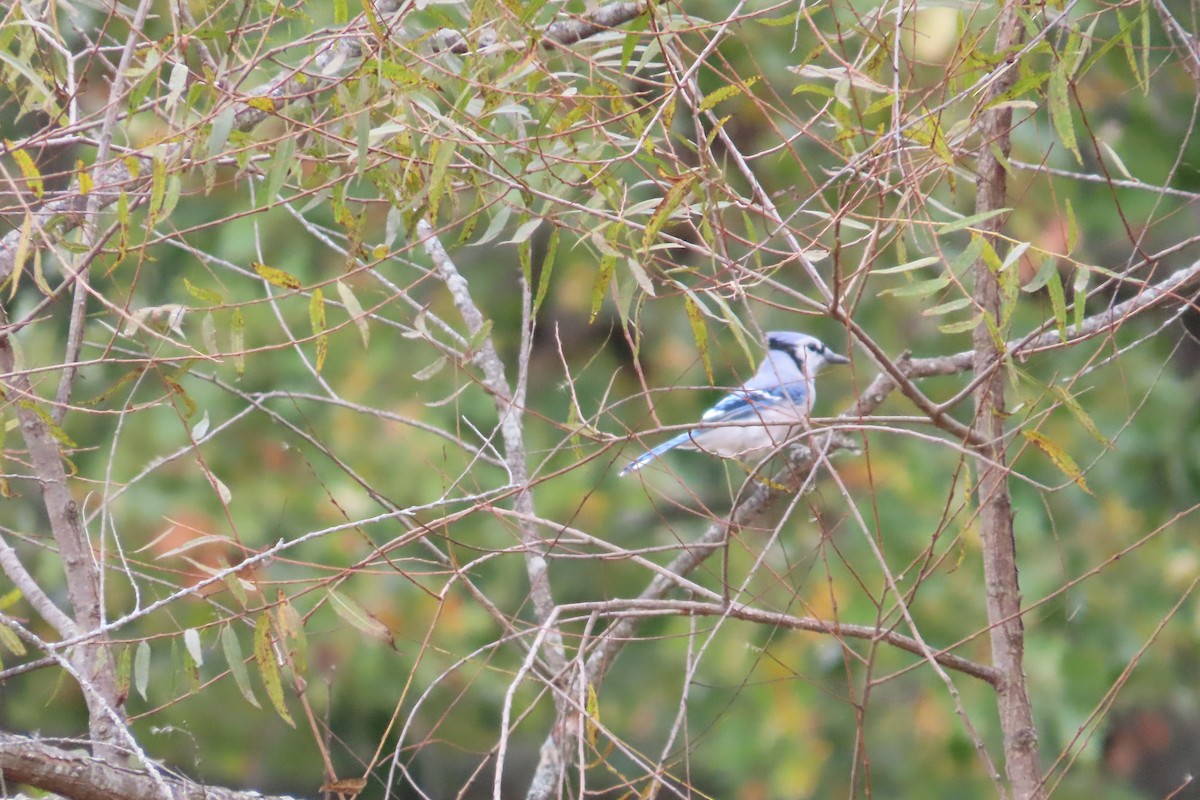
xmin=0 ymin=732 xmax=306 ymax=800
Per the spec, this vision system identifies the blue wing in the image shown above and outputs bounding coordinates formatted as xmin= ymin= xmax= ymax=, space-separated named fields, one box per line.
xmin=619 ymin=385 xmax=807 ymax=476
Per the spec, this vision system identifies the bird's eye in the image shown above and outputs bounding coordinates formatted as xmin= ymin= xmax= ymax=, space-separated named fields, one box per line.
xmin=806 ymin=342 xmax=821 ymax=353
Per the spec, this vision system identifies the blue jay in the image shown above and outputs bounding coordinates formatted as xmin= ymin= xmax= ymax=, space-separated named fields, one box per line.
xmin=619 ymin=331 xmax=849 ymax=476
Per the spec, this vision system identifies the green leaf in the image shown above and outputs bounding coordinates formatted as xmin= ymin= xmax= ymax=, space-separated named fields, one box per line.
xmin=207 ymin=105 xmax=236 ymax=160
xmin=253 ymin=262 xmax=301 ymax=290
xmin=1046 ymin=269 xmax=1068 ymax=341
xmin=17 ymin=400 xmax=77 ymax=448
xmin=222 ymin=623 xmax=260 ymax=708
xmin=183 ymin=628 xmax=203 ymax=667
xmin=683 ymin=292 xmax=714 ymax=384
xmin=328 ymin=589 xmax=394 ymax=644
xmin=264 ymin=137 xmax=296 ymax=202
xmin=938 ymin=314 xmax=984 ymax=334
xmin=336 ymin=280 xmax=370 ymax=348
xmin=1049 ymin=384 xmax=1110 ymax=446
xmin=134 ymin=639 xmax=151 ymax=700
xmin=0 ymin=621 xmax=26 ymax=656
xmin=231 ymin=309 xmax=246 ymax=377
xmin=1049 ymin=60 xmax=1081 ymax=163
xmin=1022 ymin=430 xmax=1092 ymax=494
xmin=254 ymin=614 xmax=294 ymax=726
xmin=534 ymin=227 xmax=558 ymax=314
xmin=878 ymin=275 xmax=951 ymax=298
xmin=873 ymin=256 xmax=941 ymax=275
xmin=275 ymin=597 xmax=308 ymax=679
xmin=7 ymin=144 xmax=44 ymax=200
xmin=922 ymin=297 xmax=974 ymax=316
xmin=642 ymin=173 xmax=698 ymax=253
xmin=1021 ymin=255 xmax=1057 ymax=293
xmin=698 ymin=76 xmax=760 ymax=113
xmin=1072 ymin=266 xmax=1089 ymax=330
xmin=148 ymin=157 xmax=166 ymax=223
xmin=184 ymin=278 xmax=224 ymax=304
xmin=936 ymin=208 xmax=1011 ymax=235
xmin=309 ymin=288 xmax=327 ymax=373
xmin=8 ymin=212 xmax=31 ymax=300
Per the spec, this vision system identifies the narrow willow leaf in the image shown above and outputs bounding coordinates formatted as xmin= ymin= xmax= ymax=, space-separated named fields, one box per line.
xmin=309 ymin=288 xmax=327 ymax=372
xmin=7 ymin=145 xmax=44 ymax=199
xmin=184 ymin=278 xmax=223 ymax=304
xmin=18 ymin=400 xmax=77 ymax=448
xmin=642 ymin=173 xmax=698 ymax=252
xmin=585 ymin=682 xmax=601 ymax=747
xmin=264 ymin=137 xmax=295 ymax=203
xmin=222 ymin=624 xmax=260 ymax=708
xmin=0 ymin=622 xmax=26 ymax=656
xmin=625 ymin=257 xmax=655 ymax=297
xmin=591 ymin=253 xmax=616 ymax=323
xmin=1021 ymin=256 xmax=1057 ymax=293
xmin=116 ymin=645 xmax=131 ymax=700
xmin=412 ymin=355 xmax=447 ymax=381
xmin=698 ymin=76 xmax=760 ymax=113
xmin=1000 ymin=242 xmax=1031 ymax=273
xmin=134 ymin=639 xmax=151 ymax=700
xmin=166 ymin=61 xmax=188 ymax=110
xmin=937 ymin=314 xmax=983 ymax=334
xmin=254 ymin=614 xmax=294 ymax=726
xmin=148 ymin=157 xmax=166 ymax=223
xmin=533 ymin=227 xmax=559 ymax=314
xmin=207 ymin=105 xmax=236 ymax=160
xmin=878 ymin=275 xmax=951 ymax=298
xmin=922 ymin=297 xmax=974 ymax=316
xmin=9 ymin=212 xmax=31 ymax=300
xmin=335 ymin=280 xmax=369 ymax=348
xmin=427 ymin=138 xmax=458 ymax=222
xmin=1065 ymin=197 xmax=1079 ymax=253
xmin=936 ymin=208 xmax=1011 ymax=235
xmin=276 ymin=596 xmax=308 ymax=678
xmin=201 ymin=313 xmax=218 ymax=353
xmin=231 ymin=308 xmax=245 ymax=377
xmin=328 ymin=589 xmax=393 ymax=644
xmin=1046 ymin=269 xmax=1068 ymax=341
xmin=253 ymin=262 xmax=301 ymax=290
xmin=683 ymin=292 xmax=714 ymax=384
xmin=873 ymin=256 xmax=941 ymax=275
xmin=1072 ymin=266 xmax=1090 ymax=329
xmin=1049 ymin=384 xmax=1110 ymax=446
xmin=183 ymin=628 xmax=204 ymax=667
xmin=1023 ymin=430 xmax=1092 ymax=494
xmin=1049 ymin=61 xmax=1081 ymax=163
xmin=506 ymin=217 xmax=543 ymax=245
xmin=192 ymin=411 xmax=211 ymax=440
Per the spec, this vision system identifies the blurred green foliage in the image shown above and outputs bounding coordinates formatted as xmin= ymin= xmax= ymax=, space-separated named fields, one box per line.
xmin=4 ymin=0 xmax=1200 ymax=798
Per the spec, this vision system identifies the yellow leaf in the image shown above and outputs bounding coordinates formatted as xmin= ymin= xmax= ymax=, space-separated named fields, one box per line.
xmin=1022 ymin=430 xmax=1092 ymax=494
xmin=252 ymin=262 xmax=301 ymax=290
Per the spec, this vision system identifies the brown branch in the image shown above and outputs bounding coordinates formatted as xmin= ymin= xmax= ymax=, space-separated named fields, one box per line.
xmin=0 ymin=309 xmax=123 ymax=754
xmin=0 ymin=731 xmax=306 ymax=800
xmin=560 ymin=599 xmax=1001 ymax=685
xmin=971 ymin=2 xmax=1045 ymax=798
xmin=431 ymin=1 xmax=646 ymax=54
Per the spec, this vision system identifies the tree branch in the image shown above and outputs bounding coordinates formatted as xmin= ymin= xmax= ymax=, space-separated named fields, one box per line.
xmin=0 ymin=732 xmax=306 ymax=800
xmin=970 ymin=2 xmax=1045 ymax=798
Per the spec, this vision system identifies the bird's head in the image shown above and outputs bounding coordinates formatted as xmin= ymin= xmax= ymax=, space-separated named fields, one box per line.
xmin=766 ymin=331 xmax=850 ymax=376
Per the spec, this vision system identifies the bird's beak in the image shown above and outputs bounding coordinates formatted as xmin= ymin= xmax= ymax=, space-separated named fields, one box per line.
xmin=826 ymin=349 xmax=850 ymax=365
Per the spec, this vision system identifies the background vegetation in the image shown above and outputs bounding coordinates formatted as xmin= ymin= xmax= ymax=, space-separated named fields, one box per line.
xmin=3 ymin=0 xmax=1200 ymax=798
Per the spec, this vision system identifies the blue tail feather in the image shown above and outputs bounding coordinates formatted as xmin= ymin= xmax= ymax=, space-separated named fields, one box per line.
xmin=618 ymin=432 xmax=693 ymax=477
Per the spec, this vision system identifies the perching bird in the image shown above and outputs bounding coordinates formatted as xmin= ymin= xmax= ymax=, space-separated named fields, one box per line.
xmin=619 ymin=331 xmax=849 ymax=476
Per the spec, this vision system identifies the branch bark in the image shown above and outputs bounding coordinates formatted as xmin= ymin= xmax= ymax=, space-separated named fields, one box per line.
xmin=971 ymin=3 xmax=1045 ymax=798
xmin=0 ymin=732 xmax=305 ymax=800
